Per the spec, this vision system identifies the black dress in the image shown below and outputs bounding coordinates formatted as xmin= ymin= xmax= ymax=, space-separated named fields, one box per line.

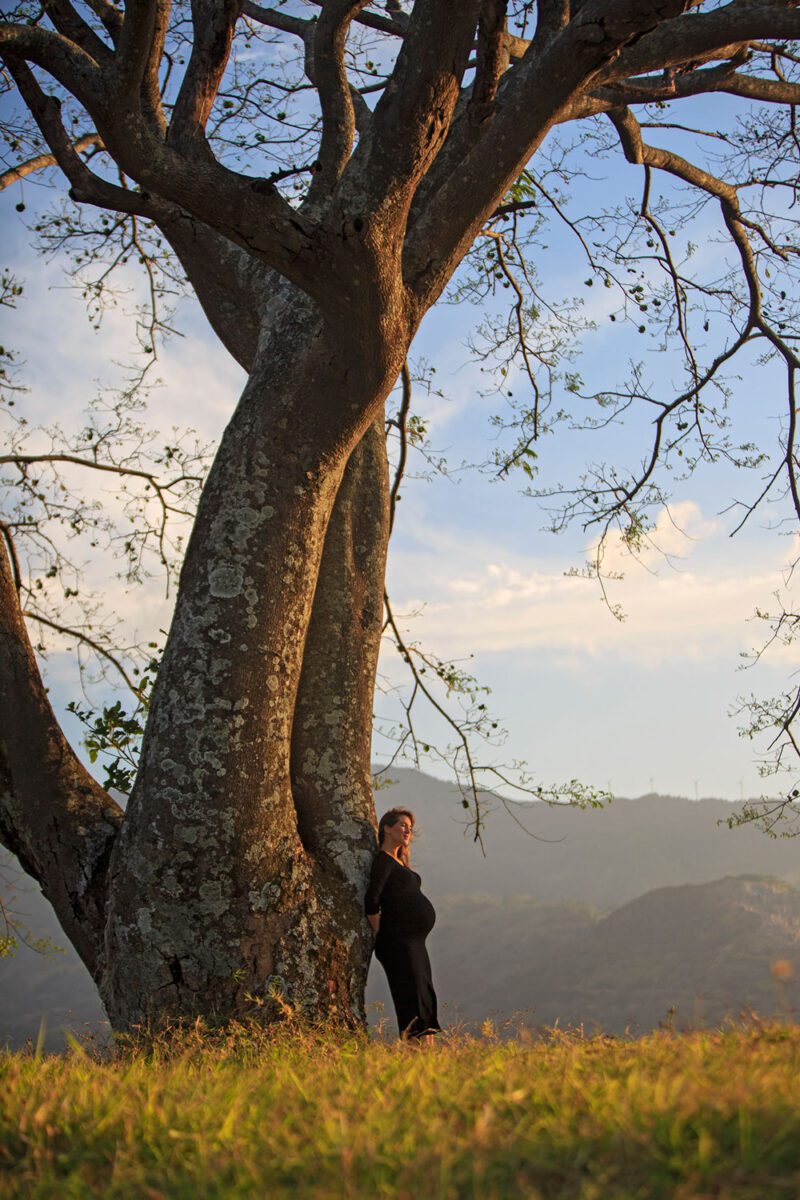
xmin=364 ymin=849 xmax=442 ymax=1039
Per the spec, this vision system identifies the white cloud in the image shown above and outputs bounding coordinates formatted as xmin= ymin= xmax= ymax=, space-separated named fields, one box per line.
xmin=387 ymin=501 xmax=799 ymax=670
xmin=588 ymin=499 xmax=720 ymax=571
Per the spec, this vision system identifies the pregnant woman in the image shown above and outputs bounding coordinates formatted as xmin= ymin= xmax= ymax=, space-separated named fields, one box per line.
xmin=365 ymin=806 xmax=442 ymax=1042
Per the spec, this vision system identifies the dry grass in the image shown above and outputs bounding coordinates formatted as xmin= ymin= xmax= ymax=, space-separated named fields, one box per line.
xmin=2 ymin=1016 xmax=800 ymax=1198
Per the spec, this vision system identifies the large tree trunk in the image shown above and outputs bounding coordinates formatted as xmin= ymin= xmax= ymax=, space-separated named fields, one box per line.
xmin=99 ymin=291 xmax=404 ymax=1030
xmin=163 ymin=228 xmax=391 ymax=1021
xmin=290 ymin=413 xmax=391 ymax=1023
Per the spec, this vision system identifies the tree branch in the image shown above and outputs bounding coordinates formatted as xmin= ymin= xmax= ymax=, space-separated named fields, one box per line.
xmin=0 ymin=107 xmax=271 ymax=371
xmin=405 ymin=0 xmax=697 ymax=309
xmin=2 ymin=59 xmax=159 ymax=218
xmin=241 ymin=1 xmax=310 ymax=37
xmin=22 ymin=610 xmax=143 ymax=698
xmin=383 ymin=589 xmax=487 ymax=843
xmin=306 ymin=0 xmax=370 ymax=203
xmin=169 ymin=0 xmax=244 ymax=156
xmin=342 ymin=0 xmax=482 ymax=217
xmin=42 ymin=0 xmax=114 ymax=65
xmin=468 ymin=1 xmax=509 ymax=129
xmin=306 ymin=0 xmax=409 ymax=39
xmin=0 ymin=20 xmax=104 ymax=110
xmin=83 ymin=0 xmax=123 ymax=45
xmin=114 ymin=0 xmax=166 ymax=105
xmin=2 ymin=25 xmax=327 ymax=301
xmin=599 ymin=62 xmax=800 ymax=108
xmin=388 ymin=360 xmax=411 ymax=534
xmin=0 ymin=133 xmax=102 ymax=190
xmin=608 ymin=104 xmax=739 ymax=209
xmin=0 ymin=534 xmax=124 ymax=980
xmin=605 ymin=0 xmax=800 ymax=86
xmin=579 ymin=104 xmax=800 ymax=540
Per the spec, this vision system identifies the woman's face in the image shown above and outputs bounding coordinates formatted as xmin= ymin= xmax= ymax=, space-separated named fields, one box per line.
xmin=384 ymin=816 xmax=413 ymax=851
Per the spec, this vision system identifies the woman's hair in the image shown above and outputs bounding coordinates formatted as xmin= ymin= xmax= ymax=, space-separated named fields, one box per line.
xmin=378 ymin=807 xmax=415 ymax=868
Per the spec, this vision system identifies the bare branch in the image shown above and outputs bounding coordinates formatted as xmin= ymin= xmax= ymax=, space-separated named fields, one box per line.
xmin=608 ymin=105 xmax=739 ymax=216
xmin=0 ymin=20 xmax=103 ymax=109
xmin=241 ymin=1 xmax=310 ymax=38
xmin=305 ymin=0 xmax=409 ymax=38
xmin=383 ymin=589 xmax=487 ymax=846
xmin=2 ymin=59 xmax=159 ymax=218
xmin=42 ymin=0 xmax=114 ymax=64
xmin=599 ymin=63 xmax=800 ymax=108
xmin=388 ymin=360 xmax=412 ymax=534
xmin=83 ymin=0 xmax=123 ymax=45
xmin=607 ymin=105 xmax=786 ymax=332
xmin=23 ymin=610 xmax=144 ymax=697
xmin=0 ymin=133 xmax=102 ymax=190
xmin=562 ymin=103 xmax=800 ymax=558
xmin=0 ymin=450 xmax=201 ymax=496
xmin=606 ymin=0 xmax=800 ymax=85
xmin=2 ymin=27 xmax=325 ymax=299
xmin=114 ymin=0 xmax=168 ymax=108
xmin=493 ymin=228 xmax=542 ymax=437
xmin=786 ymin=365 xmax=800 ymax=525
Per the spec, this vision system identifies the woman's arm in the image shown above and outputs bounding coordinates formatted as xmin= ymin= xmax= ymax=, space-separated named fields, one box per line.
xmin=364 ymin=852 xmax=392 ymax=932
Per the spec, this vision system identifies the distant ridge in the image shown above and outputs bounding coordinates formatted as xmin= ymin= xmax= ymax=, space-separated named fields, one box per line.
xmin=375 ymin=769 xmax=800 ymax=907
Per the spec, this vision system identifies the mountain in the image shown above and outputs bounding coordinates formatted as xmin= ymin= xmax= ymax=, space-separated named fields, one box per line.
xmin=377 ymin=769 xmax=800 ymax=907
xmin=3 ymin=770 xmax=800 ymax=1048
xmin=410 ymin=875 xmax=800 ymax=1034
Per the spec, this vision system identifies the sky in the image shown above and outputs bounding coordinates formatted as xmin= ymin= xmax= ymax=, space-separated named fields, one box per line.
xmin=2 ymin=85 xmax=800 ymax=806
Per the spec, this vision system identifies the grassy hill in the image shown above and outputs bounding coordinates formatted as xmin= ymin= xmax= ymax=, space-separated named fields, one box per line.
xmin=2 ymin=1022 xmax=800 ymax=1198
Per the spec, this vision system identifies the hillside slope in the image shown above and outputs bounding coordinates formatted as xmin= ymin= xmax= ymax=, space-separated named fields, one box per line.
xmin=417 ymin=875 xmax=800 ymax=1033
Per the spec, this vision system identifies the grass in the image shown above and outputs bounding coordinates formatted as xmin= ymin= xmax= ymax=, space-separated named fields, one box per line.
xmin=2 ymin=1016 xmax=800 ymax=1199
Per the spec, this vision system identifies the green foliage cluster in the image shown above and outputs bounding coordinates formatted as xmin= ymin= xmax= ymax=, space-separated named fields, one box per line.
xmin=66 ymin=651 xmax=159 ymax=794
xmin=2 ymin=1022 xmax=800 ymax=1198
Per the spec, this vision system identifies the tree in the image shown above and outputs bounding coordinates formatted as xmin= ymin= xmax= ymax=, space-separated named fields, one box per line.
xmin=4 ymin=0 xmax=800 ymax=1032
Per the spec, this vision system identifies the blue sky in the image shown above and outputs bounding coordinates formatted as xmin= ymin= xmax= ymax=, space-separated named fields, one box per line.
xmin=2 ymin=88 xmax=799 ymax=805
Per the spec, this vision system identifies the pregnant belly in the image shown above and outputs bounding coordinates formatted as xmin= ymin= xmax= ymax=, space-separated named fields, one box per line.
xmin=382 ymin=892 xmax=436 ymax=940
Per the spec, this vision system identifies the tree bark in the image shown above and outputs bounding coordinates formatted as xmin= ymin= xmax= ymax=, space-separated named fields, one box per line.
xmin=100 ymin=290 xmax=406 ymax=1029
xmin=290 ymin=413 xmax=391 ymax=1022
